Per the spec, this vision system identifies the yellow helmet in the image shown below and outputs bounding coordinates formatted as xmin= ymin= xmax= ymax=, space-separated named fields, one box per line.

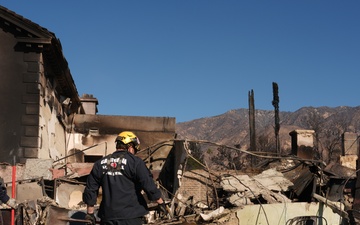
xmin=115 ymin=131 xmax=140 ymax=150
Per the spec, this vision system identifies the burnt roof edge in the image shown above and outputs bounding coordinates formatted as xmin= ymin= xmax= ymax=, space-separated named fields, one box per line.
xmin=0 ymin=5 xmax=82 ymax=112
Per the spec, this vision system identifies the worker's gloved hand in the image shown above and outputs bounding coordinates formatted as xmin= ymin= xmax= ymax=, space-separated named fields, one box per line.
xmin=6 ymin=198 xmax=17 ymax=209
xmin=85 ymin=213 xmax=96 ymax=225
xmin=158 ymin=202 xmax=168 ymax=217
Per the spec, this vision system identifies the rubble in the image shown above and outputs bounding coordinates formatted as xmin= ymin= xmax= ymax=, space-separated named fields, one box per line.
xmin=200 ymin=206 xmax=227 ymax=222
xmin=0 ymin=138 xmax=358 ymax=224
xmin=220 ymin=168 xmax=293 ymax=206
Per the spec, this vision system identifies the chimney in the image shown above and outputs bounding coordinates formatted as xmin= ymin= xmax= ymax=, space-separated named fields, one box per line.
xmin=342 ymin=132 xmax=358 ymax=156
xmin=289 ymin=129 xmax=315 ymax=159
xmin=80 ymin=94 xmax=98 ymax=115
xmin=340 ymin=132 xmax=359 ymax=170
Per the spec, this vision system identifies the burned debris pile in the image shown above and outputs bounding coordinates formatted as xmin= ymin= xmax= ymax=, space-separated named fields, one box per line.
xmin=0 ymin=139 xmax=357 ymax=225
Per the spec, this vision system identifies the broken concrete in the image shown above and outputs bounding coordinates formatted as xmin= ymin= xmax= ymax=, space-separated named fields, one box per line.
xmin=220 ymin=169 xmax=293 ymax=206
xmin=23 ymin=159 xmax=53 ymax=180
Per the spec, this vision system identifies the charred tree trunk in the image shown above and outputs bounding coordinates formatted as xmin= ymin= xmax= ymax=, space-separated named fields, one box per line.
xmin=249 ymin=90 xmax=256 ymax=153
xmin=272 ymin=82 xmax=280 ymax=155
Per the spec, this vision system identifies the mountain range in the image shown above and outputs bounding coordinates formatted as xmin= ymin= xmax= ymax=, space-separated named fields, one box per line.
xmin=175 ymin=106 xmax=360 ymax=157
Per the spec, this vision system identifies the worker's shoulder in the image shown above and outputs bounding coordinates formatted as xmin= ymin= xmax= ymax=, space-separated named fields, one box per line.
xmin=126 ymin=152 xmax=142 ymax=161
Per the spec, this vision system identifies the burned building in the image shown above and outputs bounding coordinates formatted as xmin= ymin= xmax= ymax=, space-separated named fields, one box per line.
xmin=0 ymin=5 xmax=83 ymax=164
xmin=0 ymin=5 xmax=176 ymax=170
xmin=1 ymin=4 xmax=360 ymax=225
xmin=0 ymin=5 xmax=177 ymax=224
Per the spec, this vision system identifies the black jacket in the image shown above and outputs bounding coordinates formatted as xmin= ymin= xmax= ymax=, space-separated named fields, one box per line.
xmin=0 ymin=178 xmax=9 ymax=203
xmin=83 ymin=150 xmax=162 ymax=221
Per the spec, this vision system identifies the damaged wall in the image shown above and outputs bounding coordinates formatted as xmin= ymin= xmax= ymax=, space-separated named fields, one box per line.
xmin=0 ymin=6 xmax=82 ymax=164
xmin=68 ymin=114 xmax=176 ymax=166
xmin=0 ymin=25 xmax=36 ymax=164
xmin=177 ymin=169 xmax=217 ymax=208
xmin=235 ymin=202 xmax=342 ymax=224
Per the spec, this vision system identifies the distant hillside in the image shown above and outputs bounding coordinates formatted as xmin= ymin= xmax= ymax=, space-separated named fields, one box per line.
xmin=175 ymin=106 xmax=360 ymax=156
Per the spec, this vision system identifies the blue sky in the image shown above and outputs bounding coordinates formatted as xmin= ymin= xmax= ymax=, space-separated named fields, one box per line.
xmin=1 ymin=1 xmax=359 ymax=123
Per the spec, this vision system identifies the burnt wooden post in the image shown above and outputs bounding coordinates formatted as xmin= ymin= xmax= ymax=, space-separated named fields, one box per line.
xmin=248 ymin=89 xmax=256 ymax=153
xmin=272 ymin=82 xmax=280 ymax=155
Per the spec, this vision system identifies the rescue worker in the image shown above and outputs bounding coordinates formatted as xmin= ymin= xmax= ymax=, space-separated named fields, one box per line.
xmin=83 ymin=131 xmax=167 ymax=225
xmin=0 ymin=178 xmax=17 ymax=209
